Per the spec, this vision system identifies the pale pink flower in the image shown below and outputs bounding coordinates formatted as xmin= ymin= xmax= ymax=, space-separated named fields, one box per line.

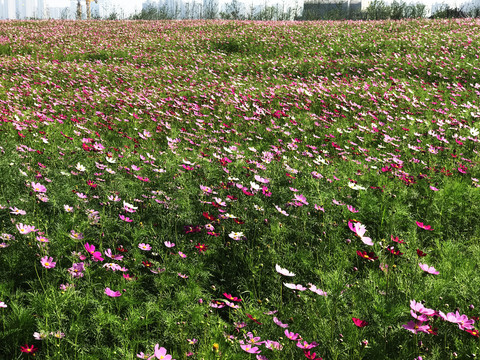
xmin=275 ymin=264 xmax=295 ymax=277
xmin=284 ymin=283 xmax=307 ymax=291
xmin=149 ymin=345 xmax=172 ymax=360
xmin=164 ymin=241 xmax=175 ymax=248
xmin=16 ymin=223 xmax=37 ymax=235
xmin=240 ymin=344 xmax=261 ymax=354
xmin=419 ymin=263 xmax=439 ymax=275
xmin=348 ymin=221 xmax=373 ymax=246
xmin=139 ymin=243 xmax=152 ymax=251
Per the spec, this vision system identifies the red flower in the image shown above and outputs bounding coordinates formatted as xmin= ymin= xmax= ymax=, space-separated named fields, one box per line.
xmin=202 ymin=212 xmax=218 ymax=222
xmin=356 ymin=250 xmax=378 ymax=261
xmin=116 ymin=246 xmax=128 ymax=253
xmin=388 ymin=247 xmax=403 ymax=256
xmin=246 ymin=313 xmax=262 ymax=325
xmin=195 ymin=243 xmax=208 ymax=253
xmin=416 ymin=249 xmax=427 ymax=257
xmin=142 ymin=260 xmax=152 ymax=268
xmin=20 ymin=344 xmax=38 ymax=354
xmin=466 ymin=329 xmax=479 ymax=337
xmin=233 ymin=218 xmax=245 ymax=224
xmin=87 ymin=180 xmax=98 ymax=188
xmin=427 ymin=326 xmax=438 ymax=335
xmin=352 ymin=317 xmax=368 ymax=327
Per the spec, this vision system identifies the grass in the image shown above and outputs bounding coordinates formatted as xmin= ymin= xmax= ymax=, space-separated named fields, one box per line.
xmin=0 ymin=18 xmax=479 ymax=360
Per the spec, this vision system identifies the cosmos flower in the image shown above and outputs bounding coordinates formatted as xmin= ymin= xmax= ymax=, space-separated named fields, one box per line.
xmin=104 ymin=287 xmax=122 ymax=297
xmin=419 ymin=263 xmax=439 ymax=275
xmin=275 ymin=264 xmax=295 ymax=277
xmin=40 ymin=256 xmax=56 ymax=269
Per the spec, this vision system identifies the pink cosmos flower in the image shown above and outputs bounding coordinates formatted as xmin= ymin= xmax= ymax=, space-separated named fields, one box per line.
xmin=31 ymin=182 xmax=47 ymax=193
xmin=438 ymin=311 xmax=459 ymax=323
xmin=119 ymin=214 xmax=133 ymax=222
xmin=0 ymin=301 xmax=7 ymax=308
xmin=296 ymin=341 xmax=318 ymax=350
xmin=178 ymin=251 xmax=187 ymax=258
xmin=419 ymin=263 xmax=439 ymax=275
xmin=273 ymin=317 xmax=288 ymax=328
xmin=240 ymin=344 xmax=261 ymax=354
xmin=284 ymin=283 xmax=307 ymax=291
xmin=40 ymin=256 xmax=56 ymax=269
xmin=149 ymin=344 xmax=172 ymax=360
xmin=10 ymin=207 xmax=26 ymax=215
xmin=308 ymin=284 xmax=327 ymax=296
xmin=104 ymin=249 xmax=123 ymax=261
xmin=347 ymin=205 xmax=358 ymax=213
xmin=284 ymin=330 xmax=300 ymax=341
xmin=104 ymin=287 xmax=122 ymax=297
xmin=455 ymin=312 xmax=475 ymax=330
xmin=416 ymin=222 xmax=433 ymax=231
xmin=138 ymin=243 xmax=152 ymax=251
xmin=275 ymin=264 xmax=295 ymax=277
xmin=164 ymin=241 xmax=175 ymax=248
xmin=16 ymin=223 xmax=38 ymax=235
xmin=410 ymin=300 xmax=435 ymax=316
xmin=402 ymin=320 xmax=430 ymax=334
xmin=348 ymin=221 xmax=373 ymax=246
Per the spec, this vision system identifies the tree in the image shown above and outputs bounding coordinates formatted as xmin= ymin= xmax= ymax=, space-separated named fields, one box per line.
xmin=221 ymin=0 xmax=244 ymax=19
xmin=204 ymin=0 xmax=219 ymax=19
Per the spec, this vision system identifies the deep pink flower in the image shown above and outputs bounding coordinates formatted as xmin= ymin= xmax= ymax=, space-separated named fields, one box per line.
xmin=416 ymin=221 xmax=433 ymax=231
xmin=104 ymin=287 xmax=122 ymax=297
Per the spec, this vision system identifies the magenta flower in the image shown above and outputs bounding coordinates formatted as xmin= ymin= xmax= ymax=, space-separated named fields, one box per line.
xmin=455 ymin=312 xmax=475 ymax=330
xmin=104 ymin=287 xmax=122 ymax=297
xmin=402 ymin=320 xmax=430 ymax=334
xmin=296 ymin=341 xmax=318 ymax=350
xmin=119 ymin=214 xmax=133 ymax=222
xmin=240 ymin=344 xmax=261 ymax=354
xmin=285 ymin=330 xmax=300 ymax=341
xmin=149 ymin=345 xmax=172 ymax=360
xmin=31 ymin=182 xmax=47 ymax=193
xmin=416 ymin=221 xmax=433 ymax=231
xmin=273 ymin=317 xmax=288 ymax=328
xmin=40 ymin=256 xmax=56 ymax=269
xmin=419 ymin=263 xmax=439 ymax=275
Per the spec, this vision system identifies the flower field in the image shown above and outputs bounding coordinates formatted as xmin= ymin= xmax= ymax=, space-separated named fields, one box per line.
xmin=0 ymin=18 xmax=479 ymax=359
